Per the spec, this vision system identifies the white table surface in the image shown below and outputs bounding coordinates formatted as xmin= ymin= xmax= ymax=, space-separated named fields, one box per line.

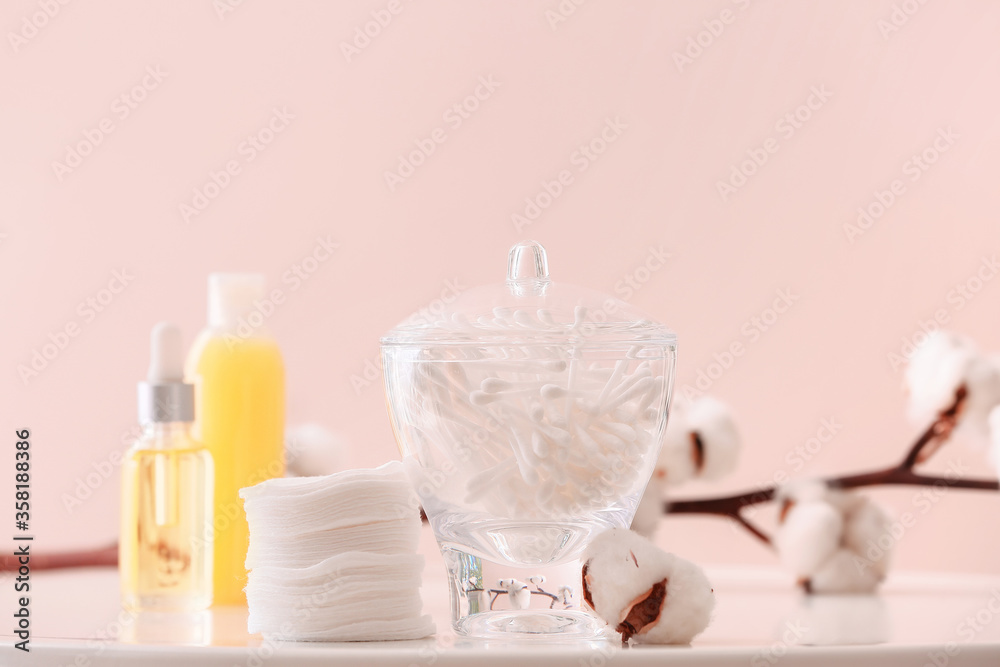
xmin=4 ymin=526 xmax=1000 ymax=666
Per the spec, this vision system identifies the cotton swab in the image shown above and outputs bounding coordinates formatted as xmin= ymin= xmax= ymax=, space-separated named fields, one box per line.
xmin=465 ymin=458 xmax=517 ymax=502
xmin=604 ymin=376 xmax=655 ymax=413
xmin=597 ymin=421 xmax=638 ymax=442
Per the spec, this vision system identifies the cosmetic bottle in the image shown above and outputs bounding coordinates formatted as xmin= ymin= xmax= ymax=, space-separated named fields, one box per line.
xmin=121 ymin=322 xmax=214 ymax=611
xmin=186 ymin=273 xmax=285 ymax=605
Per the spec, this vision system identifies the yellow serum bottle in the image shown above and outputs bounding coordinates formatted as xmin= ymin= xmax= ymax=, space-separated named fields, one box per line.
xmin=185 ymin=274 xmax=285 ymax=605
xmin=121 ymin=322 xmax=214 ymax=611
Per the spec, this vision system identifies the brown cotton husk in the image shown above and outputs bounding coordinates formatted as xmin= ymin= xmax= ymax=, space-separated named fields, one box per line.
xmin=616 ymin=578 xmax=667 ymax=643
xmin=581 ymin=560 xmax=595 ymax=610
xmin=690 ymin=432 xmax=705 ymax=473
xmin=779 ymin=498 xmax=794 ymax=524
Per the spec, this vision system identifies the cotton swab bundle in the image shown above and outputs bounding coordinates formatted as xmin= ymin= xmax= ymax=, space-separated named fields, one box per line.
xmin=240 ymin=461 xmax=434 ymax=641
xmin=393 ymin=307 xmax=668 ymax=521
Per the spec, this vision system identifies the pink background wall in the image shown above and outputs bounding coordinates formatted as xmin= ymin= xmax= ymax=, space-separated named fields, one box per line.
xmin=3 ymin=0 xmax=999 ymax=574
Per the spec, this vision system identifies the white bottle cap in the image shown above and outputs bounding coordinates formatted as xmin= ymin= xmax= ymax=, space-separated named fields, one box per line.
xmin=147 ymin=321 xmax=184 ymax=383
xmin=208 ymin=273 xmax=266 ymax=330
xmin=138 ymin=322 xmax=195 ymax=423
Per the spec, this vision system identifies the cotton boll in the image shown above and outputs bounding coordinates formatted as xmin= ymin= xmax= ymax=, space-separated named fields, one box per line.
xmin=989 ymin=406 xmax=1000 ymax=473
xmin=582 ymin=528 xmax=667 ymax=623
xmin=905 ymin=331 xmax=976 ymax=422
xmin=500 ymin=579 xmax=531 ymax=610
xmin=904 ymin=333 xmax=1000 ymax=447
xmin=685 ymin=397 xmax=740 ymax=481
xmin=581 ymin=528 xmax=714 ymax=644
xmin=776 ymin=484 xmax=893 ymax=593
xmin=808 ymin=549 xmax=883 ymax=594
xmin=653 ymin=413 xmax=696 ymax=486
xmin=822 ymin=488 xmax=865 ymax=516
xmin=285 ymin=423 xmax=344 ymax=477
xmin=653 ymin=397 xmax=741 ymax=486
xmin=633 ymin=556 xmax=715 ymax=646
xmin=509 ymin=584 xmax=531 ymax=610
xmin=841 ymin=497 xmax=893 ymax=580
xmin=775 ymin=500 xmax=843 ymax=579
xmin=956 ymin=354 xmax=1000 ymax=447
xmin=630 ymin=478 xmax=665 ymax=538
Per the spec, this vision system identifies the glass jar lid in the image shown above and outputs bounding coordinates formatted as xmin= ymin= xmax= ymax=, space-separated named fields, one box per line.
xmin=381 ymin=240 xmax=675 ymax=347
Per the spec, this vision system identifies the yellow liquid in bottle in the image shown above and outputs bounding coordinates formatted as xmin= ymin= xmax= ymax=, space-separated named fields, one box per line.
xmin=187 ymin=334 xmax=285 ymax=605
xmin=120 ymin=430 xmax=213 ymax=611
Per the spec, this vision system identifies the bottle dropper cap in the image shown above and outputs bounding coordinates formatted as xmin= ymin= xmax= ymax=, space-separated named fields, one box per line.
xmin=138 ymin=322 xmax=195 ymax=424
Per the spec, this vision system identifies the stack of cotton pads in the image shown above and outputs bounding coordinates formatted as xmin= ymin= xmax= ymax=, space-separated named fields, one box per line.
xmin=240 ymin=461 xmax=434 ymax=641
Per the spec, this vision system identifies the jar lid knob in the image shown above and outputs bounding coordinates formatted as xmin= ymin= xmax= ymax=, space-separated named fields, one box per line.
xmin=506 ymin=240 xmax=550 ymax=295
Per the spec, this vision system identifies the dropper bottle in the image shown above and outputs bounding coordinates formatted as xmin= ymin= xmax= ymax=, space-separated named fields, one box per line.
xmin=120 ymin=322 xmax=214 ymax=611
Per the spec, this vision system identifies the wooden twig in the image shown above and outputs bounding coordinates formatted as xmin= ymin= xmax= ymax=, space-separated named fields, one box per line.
xmin=479 ymin=586 xmax=561 ymax=610
xmin=0 ymin=542 xmax=117 ymax=571
xmin=532 ymin=586 xmax=560 ymax=609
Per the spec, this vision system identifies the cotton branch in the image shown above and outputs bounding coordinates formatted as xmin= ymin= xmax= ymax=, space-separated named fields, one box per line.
xmin=663 ymin=386 xmax=999 ymax=546
xmin=0 ymin=542 xmax=117 ymax=571
xmin=483 ymin=588 xmax=561 ymax=610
